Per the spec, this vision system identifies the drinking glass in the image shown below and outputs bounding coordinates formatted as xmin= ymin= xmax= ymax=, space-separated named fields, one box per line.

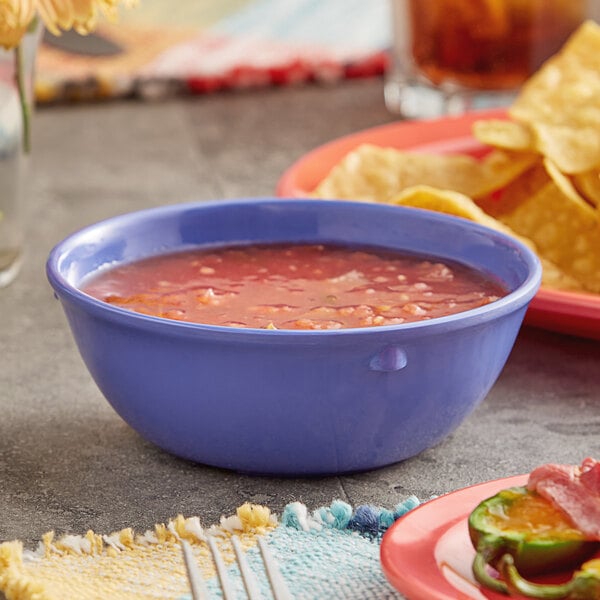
xmin=384 ymin=0 xmax=600 ymax=118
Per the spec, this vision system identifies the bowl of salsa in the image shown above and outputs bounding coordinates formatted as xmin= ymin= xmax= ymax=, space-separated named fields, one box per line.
xmin=47 ymin=198 xmax=541 ymax=475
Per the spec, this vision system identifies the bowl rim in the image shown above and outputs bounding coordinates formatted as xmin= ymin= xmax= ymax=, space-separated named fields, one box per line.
xmin=46 ymin=197 xmax=542 ymax=339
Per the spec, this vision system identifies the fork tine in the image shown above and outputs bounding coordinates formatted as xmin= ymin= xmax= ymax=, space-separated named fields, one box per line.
xmin=231 ymin=535 xmax=262 ymax=600
xmin=183 ymin=534 xmax=292 ymax=600
xmin=207 ymin=535 xmax=236 ymax=600
xmin=257 ymin=537 xmax=294 ymax=600
xmin=181 ymin=540 xmax=210 ymax=600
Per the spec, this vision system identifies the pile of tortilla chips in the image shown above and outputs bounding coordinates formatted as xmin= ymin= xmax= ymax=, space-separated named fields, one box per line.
xmin=314 ymin=21 xmax=600 ymax=294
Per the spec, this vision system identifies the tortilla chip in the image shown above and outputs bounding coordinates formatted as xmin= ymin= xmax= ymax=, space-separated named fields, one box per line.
xmin=509 ymin=21 xmax=600 ymax=174
xmin=533 ymin=122 xmax=600 ymax=174
xmin=390 ymin=185 xmax=584 ymax=291
xmin=498 ymin=167 xmax=600 ymax=292
xmin=312 ymin=144 xmax=488 ymax=202
xmin=475 ymin=162 xmax=547 ymax=219
xmin=543 ymin=158 xmax=598 ymax=211
xmin=572 ymin=169 xmax=600 ymax=207
xmin=472 ymin=119 xmax=534 ymax=152
xmin=538 ymin=259 xmax=585 ymax=292
xmin=313 ymin=144 xmax=537 ymax=203
xmin=390 ymin=185 xmax=520 ymax=235
xmin=475 ymin=150 xmax=539 ymax=198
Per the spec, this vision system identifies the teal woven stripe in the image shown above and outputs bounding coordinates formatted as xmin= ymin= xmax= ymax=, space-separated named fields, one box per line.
xmin=255 ymin=523 xmax=402 ymax=598
xmin=180 ymin=497 xmax=420 ymax=599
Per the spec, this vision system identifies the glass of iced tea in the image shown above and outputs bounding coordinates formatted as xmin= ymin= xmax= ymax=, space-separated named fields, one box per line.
xmin=385 ymin=0 xmax=598 ymax=118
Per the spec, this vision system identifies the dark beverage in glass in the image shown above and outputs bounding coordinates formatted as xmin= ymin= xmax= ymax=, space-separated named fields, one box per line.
xmin=385 ymin=0 xmax=595 ymax=117
xmin=408 ymin=0 xmax=588 ymax=90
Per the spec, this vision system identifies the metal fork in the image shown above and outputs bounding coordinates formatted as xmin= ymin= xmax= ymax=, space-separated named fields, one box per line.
xmin=181 ymin=535 xmax=293 ymax=600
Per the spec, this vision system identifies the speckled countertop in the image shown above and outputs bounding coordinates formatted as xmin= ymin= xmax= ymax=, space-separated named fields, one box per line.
xmin=1 ymin=79 xmax=598 ymax=598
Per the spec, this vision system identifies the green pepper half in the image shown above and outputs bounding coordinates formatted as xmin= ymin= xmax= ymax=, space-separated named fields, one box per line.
xmin=468 ymin=486 xmax=599 ymax=595
xmin=500 ymin=556 xmax=600 ymax=599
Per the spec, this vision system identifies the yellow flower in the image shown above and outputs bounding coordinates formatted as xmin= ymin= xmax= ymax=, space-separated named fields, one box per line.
xmin=0 ymin=0 xmax=36 ymax=49
xmin=2 ymin=0 xmax=136 ymax=154
xmin=36 ymin=0 xmax=137 ymax=36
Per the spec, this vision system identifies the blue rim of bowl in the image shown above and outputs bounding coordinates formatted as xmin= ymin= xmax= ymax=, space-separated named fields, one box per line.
xmin=46 ymin=198 xmax=543 ymax=340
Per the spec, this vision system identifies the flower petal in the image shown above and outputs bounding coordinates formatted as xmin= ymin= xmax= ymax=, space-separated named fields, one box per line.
xmin=0 ymin=0 xmax=36 ymax=49
xmin=36 ymin=0 xmax=75 ymax=35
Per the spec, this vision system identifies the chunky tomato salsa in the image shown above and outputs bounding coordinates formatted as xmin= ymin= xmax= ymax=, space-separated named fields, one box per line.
xmin=82 ymin=243 xmax=507 ymax=330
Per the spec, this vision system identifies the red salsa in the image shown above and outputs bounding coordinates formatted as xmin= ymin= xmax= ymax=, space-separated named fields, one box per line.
xmin=82 ymin=243 xmax=507 ymax=330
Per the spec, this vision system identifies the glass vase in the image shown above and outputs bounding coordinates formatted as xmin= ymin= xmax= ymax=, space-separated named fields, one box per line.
xmin=0 ymin=24 xmax=41 ymax=287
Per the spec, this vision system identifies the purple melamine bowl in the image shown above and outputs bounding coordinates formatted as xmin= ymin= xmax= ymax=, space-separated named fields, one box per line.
xmin=47 ymin=198 xmax=541 ymax=475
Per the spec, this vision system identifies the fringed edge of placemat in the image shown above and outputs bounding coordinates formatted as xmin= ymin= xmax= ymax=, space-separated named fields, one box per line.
xmin=0 ymin=496 xmax=421 ymax=600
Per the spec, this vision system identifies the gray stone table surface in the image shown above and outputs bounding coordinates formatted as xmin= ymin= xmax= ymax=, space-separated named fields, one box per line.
xmin=1 ymin=78 xmax=599 ymax=589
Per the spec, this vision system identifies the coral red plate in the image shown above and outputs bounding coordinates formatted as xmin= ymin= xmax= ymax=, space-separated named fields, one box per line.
xmin=276 ymin=109 xmax=600 ymax=340
xmin=380 ymin=474 xmax=599 ymax=600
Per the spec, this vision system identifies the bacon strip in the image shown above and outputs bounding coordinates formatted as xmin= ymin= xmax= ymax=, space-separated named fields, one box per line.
xmin=527 ymin=457 xmax=600 ymax=540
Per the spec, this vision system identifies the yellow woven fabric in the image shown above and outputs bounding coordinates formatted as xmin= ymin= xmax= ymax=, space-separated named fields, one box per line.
xmin=0 ymin=503 xmax=276 ymax=600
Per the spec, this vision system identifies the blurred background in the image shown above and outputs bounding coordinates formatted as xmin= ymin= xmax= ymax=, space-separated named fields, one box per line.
xmin=37 ymin=0 xmax=391 ymax=104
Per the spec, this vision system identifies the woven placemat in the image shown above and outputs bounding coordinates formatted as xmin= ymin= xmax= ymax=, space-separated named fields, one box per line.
xmin=0 ymin=497 xmax=420 ymax=599
xmin=36 ymin=0 xmax=390 ymax=103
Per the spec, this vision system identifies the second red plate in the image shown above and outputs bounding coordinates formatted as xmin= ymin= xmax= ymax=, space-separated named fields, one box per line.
xmin=380 ymin=474 xmax=599 ymax=599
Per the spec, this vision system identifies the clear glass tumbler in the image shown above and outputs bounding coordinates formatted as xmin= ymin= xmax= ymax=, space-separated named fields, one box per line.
xmin=384 ymin=0 xmax=600 ymax=119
